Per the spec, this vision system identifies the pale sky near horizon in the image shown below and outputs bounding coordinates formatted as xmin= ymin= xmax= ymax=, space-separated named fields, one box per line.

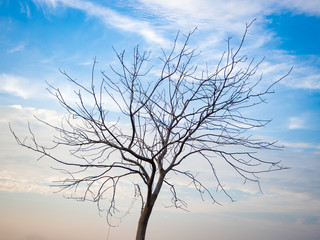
xmin=1 ymin=0 xmax=320 ymax=240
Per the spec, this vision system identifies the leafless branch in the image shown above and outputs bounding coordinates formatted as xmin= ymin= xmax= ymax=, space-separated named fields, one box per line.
xmin=10 ymin=22 xmax=290 ymax=240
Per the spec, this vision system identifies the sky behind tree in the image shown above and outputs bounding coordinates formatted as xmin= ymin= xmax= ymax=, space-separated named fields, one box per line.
xmin=0 ymin=1 xmax=320 ymax=240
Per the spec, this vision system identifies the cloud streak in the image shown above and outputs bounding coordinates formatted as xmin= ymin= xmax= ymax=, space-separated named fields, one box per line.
xmin=32 ymin=0 xmax=169 ymax=46
xmin=132 ymin=0 xmax=320 ymax=91
xmin=281 ymin=141 xmax=320 ymax=150
xmin=0 ymin=105 xmax=65 ymax=195
xmin=0 ymin=74 xmax=38 ymax=99
xmin=7 ymin=43 xmax=26 ymax=54
xmin=288 ymin=117 xmax=306 ymax=130
xmin=0 ymin=172 xmax=52 ymax=195
xmin=136 ymin=0 xmax=320 ymax=28
xmin=29 ymin=0 xmax=320 ymax=92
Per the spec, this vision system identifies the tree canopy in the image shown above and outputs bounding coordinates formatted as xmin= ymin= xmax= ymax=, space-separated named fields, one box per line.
xmin=10 ymin=21 xmax=290 ymax=240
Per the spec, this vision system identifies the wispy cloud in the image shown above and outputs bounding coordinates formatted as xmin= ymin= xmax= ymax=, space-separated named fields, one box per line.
xmin=284 ymin=67 xmax=320 ymax=90
xmin=276 ymin=0 xmax=320 ymax=16
xmin=0 ymin=74 xmax=45 ymax=99
xmin=32 ymin=0 xmax=169 ymax=46
xmin=136 ymin=0 xmax=268 ymax=31
xmin=0 ymin=173 xmax=52 ymax=195
xmin=19 ymin=1 xmax=31 ymax=18
xmin=130 ymin=0 xmax=320 ymax=92
xmin=281 ymin=141 xmax=320 ymax=150
xmin=288 ymin=117 xmax=306 ymax=130
xmin=30 ymin=0 xmax=320 ymax=49
xmin=29 ymin=0 xmax=320 ymax=92
xmin=0 ymin=74 xmax=34 ymax=99
xmin=257 ymin=52 xmax=320 ymax=90
xmin=136 ymin=0 xmax=320 ymax=28
xmin=0 ymin=105 xmax=63 ymax=126
xmin=7 ymin=43 xmax=25 ymax=53
xmin=129 ymin=0 xmax=320 ymax=91
xmin=0 ymin=105 xmax=64 ymax=195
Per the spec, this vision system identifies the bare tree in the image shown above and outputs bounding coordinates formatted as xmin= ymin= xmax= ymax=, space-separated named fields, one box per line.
xmin=10 ymin=21 xmax=290 ymax=240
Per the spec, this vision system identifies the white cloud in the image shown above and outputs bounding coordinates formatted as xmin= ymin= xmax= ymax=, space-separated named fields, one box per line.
xmin=129 ymin=0 xmax=320 ymax=91
xmin=0 ymin=74 xmax=40 ymax=99
xmin=7 ymin=43 xmax=25 ymax=53
xmin=32 ymin=0 xmax=58 ymax=8
xmin=136 ymin=0 xmax=320 ymax=28
xmin=30 ymin=0 xmax=320 ymax=49
xmin=0 ymin=105 xmax=65 ymax=195
xmin=0 ymin=105 xmax=63 ymax=128
xmin=256 ymin=52 xmax=320 ymax=90
xmin=32 ymin=0 xmax=169 ymax=46
xmin=0 ymin=170 xmax=52 ymax=195
xmin=19 ymin=1 xmax=31 ymax=18
xmin=28 ymin=0 xmax=320 ymax=92
xmin=0 ymin=104 xmax=132 ymax=197
xmin=288 ymin=117 xmax=305 ymax=130
xmin=261 ymin=52 xmax=320 ymax=90
xmin=136 ymin=0 xmax=268 ymax=31
xmin=285 ymin=70 xmax=320 ymax=90
xmin=129 ymin=0 xmax=320 ymax=92
xmin=281 ymin=141 xmax=320 ymax=150
xmin=276 ymin=0 xmax=320 ymax=16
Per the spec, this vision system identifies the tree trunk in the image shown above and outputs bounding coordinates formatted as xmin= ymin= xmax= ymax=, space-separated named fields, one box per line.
xmin=136 ymin=175 xmax=164 ymax=240
xmin=135 ymin=199 xmax=155 ymax=240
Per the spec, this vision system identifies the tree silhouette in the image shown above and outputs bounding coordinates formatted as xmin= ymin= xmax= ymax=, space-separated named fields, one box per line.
xmin=11 ymin=21 xmax=290 ymax=240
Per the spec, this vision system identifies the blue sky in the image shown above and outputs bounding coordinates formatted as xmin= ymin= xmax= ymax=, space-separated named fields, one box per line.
xmin=0 ymin=0 xmax=320 ymax=240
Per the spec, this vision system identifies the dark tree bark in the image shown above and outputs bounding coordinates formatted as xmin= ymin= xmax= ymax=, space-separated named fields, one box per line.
xmin=10 ymin=20 xmax=291 ymax=240
xmin=136 ymin=174 xmax=164 ymax=240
